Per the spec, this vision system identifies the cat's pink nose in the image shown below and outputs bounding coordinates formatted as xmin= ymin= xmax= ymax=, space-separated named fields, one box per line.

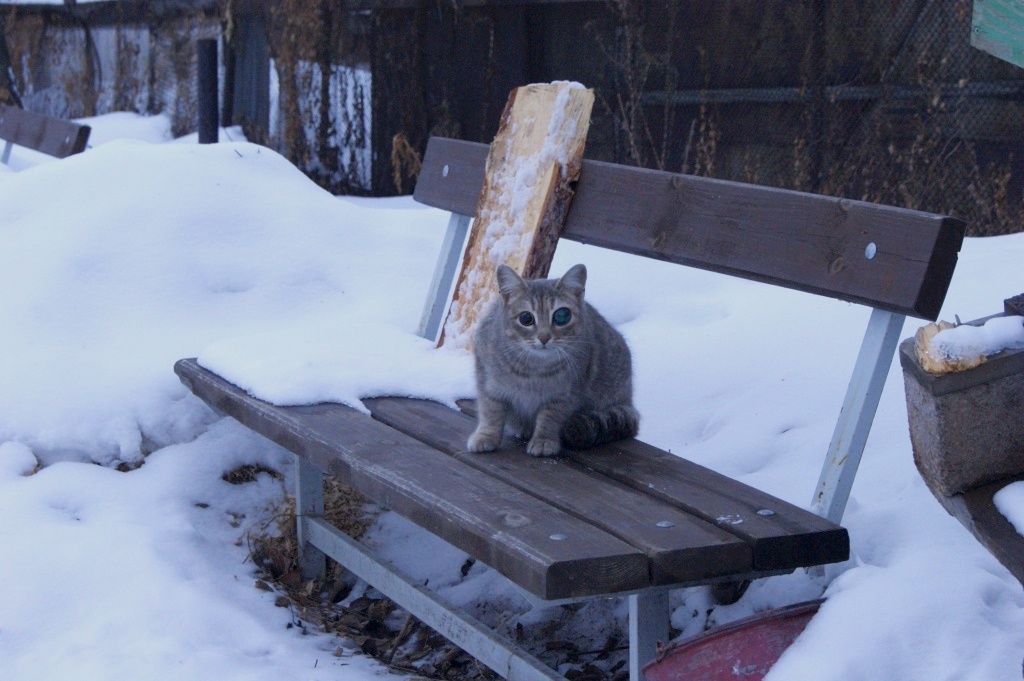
xmin=538 ymin=332 xmax=551 ymax=345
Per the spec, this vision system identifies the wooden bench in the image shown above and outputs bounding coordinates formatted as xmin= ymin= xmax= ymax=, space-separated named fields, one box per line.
xmin=0 ymin=104 xmax=91 ymax=166
xmin=175 ymin=136 xmax=965 ymax=681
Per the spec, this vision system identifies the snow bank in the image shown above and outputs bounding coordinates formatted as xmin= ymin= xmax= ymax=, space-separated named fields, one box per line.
xmin=0 ymin=136 xmax=460 ymax=466
xmin=0 ymin=418 xmax=384 ymax=681
xmin=2 ymin=112 xmax=1023 ymax=681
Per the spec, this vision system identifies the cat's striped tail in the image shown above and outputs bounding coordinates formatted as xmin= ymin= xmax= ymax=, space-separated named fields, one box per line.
xmin=562 ymin=405 xmax=640 ymax=450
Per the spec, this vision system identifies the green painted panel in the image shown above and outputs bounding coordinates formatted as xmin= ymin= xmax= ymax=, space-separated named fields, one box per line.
xmin=973 ymin=0 xmax=1024 ymax=69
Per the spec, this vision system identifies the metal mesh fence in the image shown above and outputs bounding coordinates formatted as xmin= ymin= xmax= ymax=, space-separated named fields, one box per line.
xmin=609 ymin=0 xmax=1023 ymax=236
xmin=2 ymin=0 xmax=1020 ymax=234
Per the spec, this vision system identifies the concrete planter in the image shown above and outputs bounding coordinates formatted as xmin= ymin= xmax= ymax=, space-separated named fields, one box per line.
xmin=900 ymin=320 xmax=1024 ymax=498
xmin=900 ymin=303 xmax=1024 ymax=585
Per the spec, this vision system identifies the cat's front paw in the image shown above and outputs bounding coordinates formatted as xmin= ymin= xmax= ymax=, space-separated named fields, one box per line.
xmin=467 ymin=429 xmax=501 ymax=453
xmin=526 ymin=436 xmax=561 ymax=457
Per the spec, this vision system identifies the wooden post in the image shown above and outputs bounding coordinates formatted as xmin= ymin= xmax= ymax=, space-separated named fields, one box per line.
xmin=221 ymin=38 xmax=236 ymax=128
xmin=197 ymin=39 xmax=218 ymax=144
xmin=439 ymin=82 xmax=594 ymax=349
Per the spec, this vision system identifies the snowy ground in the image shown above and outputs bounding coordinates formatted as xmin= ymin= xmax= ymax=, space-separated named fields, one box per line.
xmin=1 ymin=113 xmax=1023 ymax=681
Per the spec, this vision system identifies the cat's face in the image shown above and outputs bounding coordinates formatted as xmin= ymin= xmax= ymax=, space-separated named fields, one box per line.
xmin=495 ymin=264 xmax=587 ymax=358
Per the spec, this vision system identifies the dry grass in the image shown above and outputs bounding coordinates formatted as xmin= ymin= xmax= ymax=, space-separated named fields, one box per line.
xmin=238 ymin=466 xmax=629 ymax=681
xmin=241 ymin=472 xmax=502 ymax=680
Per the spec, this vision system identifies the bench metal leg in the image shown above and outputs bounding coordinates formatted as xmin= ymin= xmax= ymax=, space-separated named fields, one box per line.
xmin=305 ymin=516 xmax=563 ymax=681
xmin=295 ymin=454 xmax=327 ymax=580
xmin=1 ymin=140 xmax=12 ymax=166
xmin=418 ymin=211 xmax=472 ymax=343
xmin=812 ymin=308 xmax=906 ymax=523
xmin=629 ymin=590 xmax=670 ymax=681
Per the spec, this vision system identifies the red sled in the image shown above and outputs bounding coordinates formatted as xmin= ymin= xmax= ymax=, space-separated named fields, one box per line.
xmin=642 ymin=600 xmax=823 ymax=681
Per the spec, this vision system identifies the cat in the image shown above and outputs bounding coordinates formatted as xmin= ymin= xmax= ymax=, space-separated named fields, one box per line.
xmin=467 ymin=263 xmax=639 ymax=457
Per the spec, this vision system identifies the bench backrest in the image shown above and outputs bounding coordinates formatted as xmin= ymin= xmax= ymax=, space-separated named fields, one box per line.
xmin=0 ymin=105 xmax=91 ymax=164
xmin=414 ymin=137 xmax=965 ymax=321
xmin=412 ymin=136 xmax=967 ymax=524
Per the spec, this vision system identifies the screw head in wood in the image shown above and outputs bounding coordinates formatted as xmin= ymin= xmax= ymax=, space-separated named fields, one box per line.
xmin=656 ymin=520 xmax=675 ymax=528
xmin=865 ymin=242 xmax=877 ymax=260
xmin=757 ymin=509 xmax=776 ymax=516
xmin=549 ymin=533 xmax=568 ymax=541
xmin=442 ymin=164 xmax=450 ymax=177
xmin=502 ymin=512 xmax=530 ymax=528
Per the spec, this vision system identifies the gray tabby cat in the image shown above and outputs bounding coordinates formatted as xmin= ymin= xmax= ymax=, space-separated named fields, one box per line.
xmin=467 ymin=263 xmax=639 ymax=457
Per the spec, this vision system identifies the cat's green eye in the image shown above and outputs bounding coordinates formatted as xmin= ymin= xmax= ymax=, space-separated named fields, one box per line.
xmin=552 ymin=307 xmax=572 ymax=326
xmin=518 ymin=312 xmax=535 ymax=326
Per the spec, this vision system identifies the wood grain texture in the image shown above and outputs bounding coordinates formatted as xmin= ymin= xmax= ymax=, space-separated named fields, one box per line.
xmin=363 ymin=396 xmax=754 ymax=585
xmin=414 ymin=137 xmax=485 ymax=218
xmin=438 ymin=84 xmax=593 ymax=350
xmin=174 ymin=359 xmax=647 ymax=600
xmin=1005 ymin=294 xmax=1024 ymax=317
xmin=567 ymin=440 xmax=849 ymax=571
xmin=413 ymin=137 xmax=965 ymax=320
xmin=0 ymin=105 xmax=91 ymax=158
xmin=937 ymin=474 xmax=1024 ymax=587
xmin=454 ymin=399 xmax=849 ymax=572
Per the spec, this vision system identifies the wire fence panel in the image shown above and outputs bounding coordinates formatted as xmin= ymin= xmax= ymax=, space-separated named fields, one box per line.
xmin=606 ymin=0 xmax=1023 ymax=236
xmin=2 ymin=0 xmax=1019 ymax=233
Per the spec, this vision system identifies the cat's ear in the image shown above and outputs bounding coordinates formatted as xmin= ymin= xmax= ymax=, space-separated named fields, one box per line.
xmin=496 ymin=264 xmax=527 ymax=302
xmin=556 ymin=264 xmax=587 ymax=301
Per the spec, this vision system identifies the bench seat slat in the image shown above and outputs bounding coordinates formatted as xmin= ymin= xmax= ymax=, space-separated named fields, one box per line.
xmin=455 ymin=400 xmax=848 ymax=571
xmin=363 ymin=396 xmax=754 ymax=585
xmin=0 ymin=105 xmax=90 ymax=159
xmin=568 ymin=440 xmax=849 ymax=571
xmin=413 ymin=137 xmax=964 ymax=320
xmin=174 ymin=359 xmax=648 ymax=600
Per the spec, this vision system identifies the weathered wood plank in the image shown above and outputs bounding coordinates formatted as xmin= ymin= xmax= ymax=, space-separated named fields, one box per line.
xmin=439 ymin=83 xmax=593 ymax=349
xmin=414 ymin=137 xmax=486 ymax=217
xmin=1005 ymin=293 xmax=1024 ymax=317
xmin=413 ymin=138 xmax=965 ymax=320
xmin=940 ymin=474 xmax=1024 ymax=587
xmin=455 ymin=400 xmax=849 ymax=572
xmin=174 ymin=359 xmax=648 ymax=600
xmin=0 ymin=105 xmax=90 ymax=159
xmin=362 ymin=396 xmax=754 ymax=585
xmin=566 ymin=158 xmax=964 ymax=321
xmin=567 ymin=440 xmax=849 ymax=571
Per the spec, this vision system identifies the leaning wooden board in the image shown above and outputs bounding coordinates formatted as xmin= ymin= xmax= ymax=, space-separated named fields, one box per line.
xmin=175 ymin=358 xmax=848 ymax=600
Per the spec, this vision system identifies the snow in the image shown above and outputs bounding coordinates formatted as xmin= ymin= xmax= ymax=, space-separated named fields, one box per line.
xmin=996 ymin=483 xmax=1024 ymax=537
xmin=930 ymin=314 xmax=1024 ymax=361
xmin=2 ymin=113 xmax=1024 ymax=680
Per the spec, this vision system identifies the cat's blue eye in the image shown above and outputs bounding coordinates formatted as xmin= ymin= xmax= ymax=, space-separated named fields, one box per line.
xmin=552 ymin=308 xmax=572 ymax=326
xmin=518 ymin=312 xmax=535 ymax=326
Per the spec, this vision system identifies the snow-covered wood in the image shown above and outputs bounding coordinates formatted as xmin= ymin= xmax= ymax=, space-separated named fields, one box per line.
xmin=439 ymin=82 xmax=593 ymax=349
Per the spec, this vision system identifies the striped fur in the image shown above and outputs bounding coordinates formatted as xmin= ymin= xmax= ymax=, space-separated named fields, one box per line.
xmin=468 ymin=264 xmax=639 ymax=457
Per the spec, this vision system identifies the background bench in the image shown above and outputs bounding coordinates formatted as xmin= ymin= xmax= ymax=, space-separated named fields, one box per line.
xmin=176 ymin=135 xmax=964 ymax=681
xmin=0 ymin=104 xmax=91 ymax=166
